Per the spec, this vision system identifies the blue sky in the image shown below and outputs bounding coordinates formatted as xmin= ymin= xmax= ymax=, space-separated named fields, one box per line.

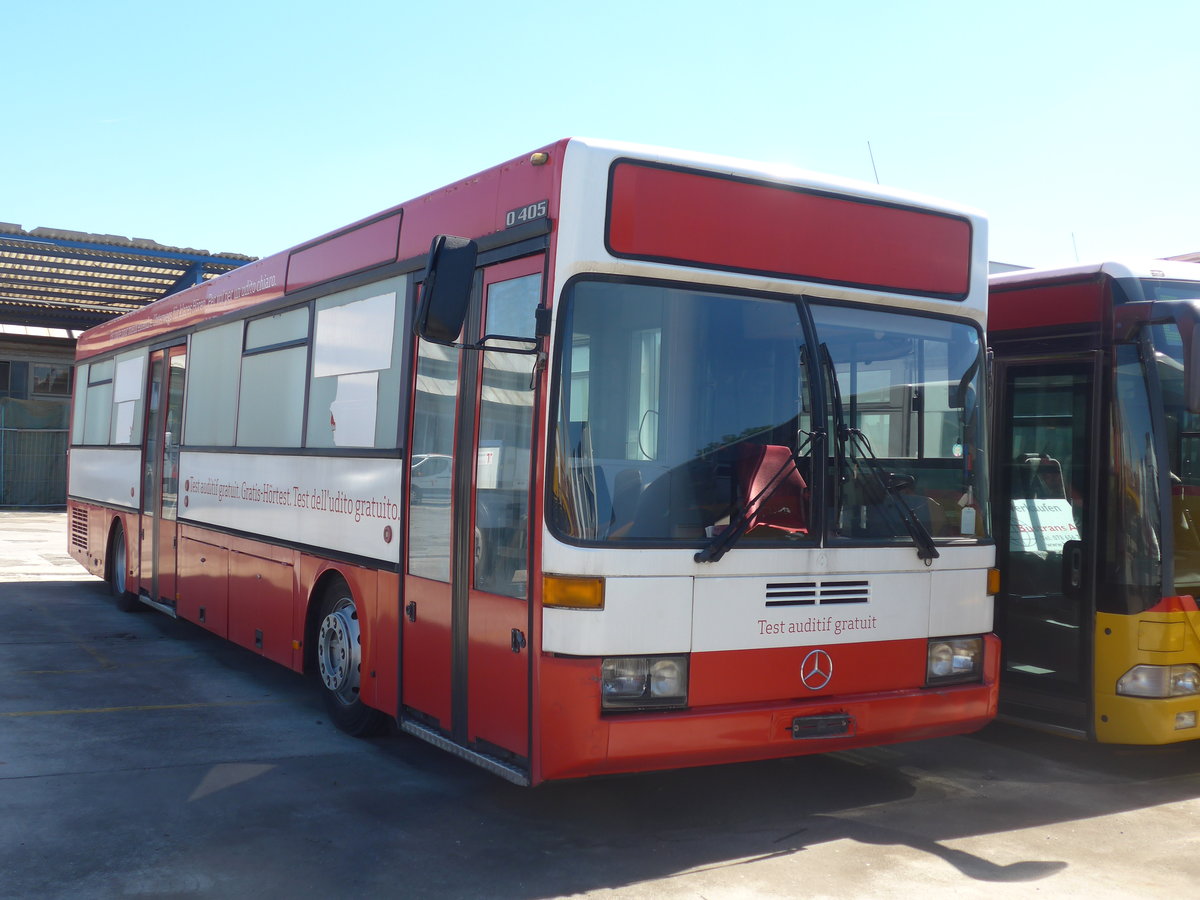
xmin=4 ymin=1 xmax=1197 ymax=268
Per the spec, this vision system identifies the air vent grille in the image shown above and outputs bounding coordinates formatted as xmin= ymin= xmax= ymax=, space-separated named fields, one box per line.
xmin=70 ymin=507 xmax=89 ymax=551
xmin=765 ymin=579 xmax=869 ymax=607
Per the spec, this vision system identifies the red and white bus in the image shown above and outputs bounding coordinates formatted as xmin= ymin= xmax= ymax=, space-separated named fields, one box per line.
xmin=68 ymin=138 xmax=997 ymax=784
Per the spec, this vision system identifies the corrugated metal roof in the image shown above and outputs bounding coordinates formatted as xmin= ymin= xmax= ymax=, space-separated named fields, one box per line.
xmin=0 ymin=223 xmax=255 ymax=331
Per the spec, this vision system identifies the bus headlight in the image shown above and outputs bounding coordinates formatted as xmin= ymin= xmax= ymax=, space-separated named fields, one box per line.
xmin=1117 ymin=664 xmax=1200 ymax=698
xmin=601 ymin=656 xmax=689 ymax=710
xmin=926 ymin=637 xmax=983 ymax=685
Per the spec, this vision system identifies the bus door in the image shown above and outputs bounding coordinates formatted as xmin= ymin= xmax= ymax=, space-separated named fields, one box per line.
xmin=403 ymin=256 xmax=542 ymax=766
xmin=994 ymin=356 xmax=1099 ymax=733
xmin=138 ymin=345 xmax=187 ymax=613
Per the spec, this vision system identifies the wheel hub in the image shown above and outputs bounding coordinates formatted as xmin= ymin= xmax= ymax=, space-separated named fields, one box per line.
xmin=317 ymin=599 xmax=361 ymax=704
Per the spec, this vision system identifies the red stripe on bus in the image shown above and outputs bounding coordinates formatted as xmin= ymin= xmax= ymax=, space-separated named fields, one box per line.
xmin=285 ymin=211 xmax=403 ymax=294
xmin=1146 ymin=595 xmax=1199 ymax=613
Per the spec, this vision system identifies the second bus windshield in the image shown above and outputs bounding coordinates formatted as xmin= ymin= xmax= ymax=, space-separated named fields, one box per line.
xmin=549 ymin=279 xmax=988 ymax=550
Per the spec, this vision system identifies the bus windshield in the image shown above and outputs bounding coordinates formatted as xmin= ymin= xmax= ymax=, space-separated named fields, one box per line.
xmin=548 ymin=279 xmax=988 ymax=548
xmin=1115 ymin=277 xmax=1200 ymax=304
xmin=813 ymin=303 xmax=987 ymax=547
xmin=1151 ymin=318 xmax=1200 ymax=595
xmin=549 ymin=280 xmax=812 ymax=544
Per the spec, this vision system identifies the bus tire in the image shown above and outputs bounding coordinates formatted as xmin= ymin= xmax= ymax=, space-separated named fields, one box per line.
xmin=109 ymin=524 xmax=140 ymax=613
xmin=315 ymin=578 xmax=389 ymax=737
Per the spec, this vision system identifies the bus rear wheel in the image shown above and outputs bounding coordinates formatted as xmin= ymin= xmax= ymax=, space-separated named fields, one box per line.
xmin=108 ymin=525 xmax=140 ymax=613
xmin=315 ymin=579 xmax=389 ymax=737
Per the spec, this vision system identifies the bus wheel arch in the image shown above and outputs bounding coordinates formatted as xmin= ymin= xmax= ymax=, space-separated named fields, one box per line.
xmin=307 ymin=571 xmax=390 ymax=736
xmin=107 ymin=517 xmax=140 ymax=612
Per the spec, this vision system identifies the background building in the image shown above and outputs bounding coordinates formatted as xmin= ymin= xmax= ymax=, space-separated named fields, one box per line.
xmin=0 ymin=225 xmax=251 ymax=506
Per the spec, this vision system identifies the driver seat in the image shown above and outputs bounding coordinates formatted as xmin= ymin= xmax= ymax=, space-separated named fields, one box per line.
xmin=737 ymin=444 xmax=809 ymax=535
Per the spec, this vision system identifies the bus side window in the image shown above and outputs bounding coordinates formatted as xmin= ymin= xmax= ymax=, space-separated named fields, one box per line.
xmin=309 ymin=281 xmax=405 ymax=450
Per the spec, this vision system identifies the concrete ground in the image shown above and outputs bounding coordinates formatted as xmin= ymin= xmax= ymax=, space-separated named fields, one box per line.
xmin=2 ymin=511 xmax=1200 ymax=899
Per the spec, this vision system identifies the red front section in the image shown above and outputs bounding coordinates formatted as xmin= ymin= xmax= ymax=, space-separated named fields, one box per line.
xmin=534 ymin=635 xmax=1000 ymax=783
xmin=607 ymin=161 xmax=972 ymax=298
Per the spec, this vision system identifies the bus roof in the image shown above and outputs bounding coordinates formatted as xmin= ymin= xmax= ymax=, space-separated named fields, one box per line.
xmin=990 ymin=259 xmax=1200 ymax=290
xmin=76 ymin=137 xmax=986 ymax=361
xmin=75 ymin=138 xmax=571 ymax=360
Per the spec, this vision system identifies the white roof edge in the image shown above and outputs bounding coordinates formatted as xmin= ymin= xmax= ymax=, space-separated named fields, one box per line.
xmin=989 ymin=258 xmax=1200 ymax=286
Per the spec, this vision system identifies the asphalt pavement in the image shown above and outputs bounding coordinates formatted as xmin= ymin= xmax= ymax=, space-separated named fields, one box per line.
xmin=3 ymin=511 xmax=1200 ymax=899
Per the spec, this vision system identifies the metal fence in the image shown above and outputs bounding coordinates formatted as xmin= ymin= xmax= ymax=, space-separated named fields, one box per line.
xmin=0 ymin=427 xmax=68 ymax=507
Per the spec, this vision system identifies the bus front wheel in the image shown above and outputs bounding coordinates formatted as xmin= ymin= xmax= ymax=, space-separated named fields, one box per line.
xmin=315 ymin=579 xmax=389 ymax=737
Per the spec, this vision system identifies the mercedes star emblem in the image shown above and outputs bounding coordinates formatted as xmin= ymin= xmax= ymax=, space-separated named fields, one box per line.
xmin=800 ymin=648 xmax=833 ymax=691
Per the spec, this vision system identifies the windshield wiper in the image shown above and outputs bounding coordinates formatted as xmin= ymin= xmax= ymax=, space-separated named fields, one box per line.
xmin=820 ymin=343 xmax=937 ymax=562
xmin=845 ymin=427 xmax=940 ymax=563
xmin=821 ymin=344 xmax=850 ymax=533
xmin=695 ymin=438 xmax=811 ymax=564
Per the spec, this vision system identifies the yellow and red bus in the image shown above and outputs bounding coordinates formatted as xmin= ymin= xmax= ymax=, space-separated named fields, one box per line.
xmin=990 ymin=260 xmax=1200 ymax=743
xmin=68 ymin=138 xmax=997 ymax=784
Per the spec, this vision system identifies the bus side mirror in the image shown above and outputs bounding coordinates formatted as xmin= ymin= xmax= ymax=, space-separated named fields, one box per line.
xmin=1188 ymin=336 xmax=1200 ymax=414
xmin=414 ymin=235 xmax=477 ymax=345
xmin=1150 ymin=298 xmax=1200 ymax=414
